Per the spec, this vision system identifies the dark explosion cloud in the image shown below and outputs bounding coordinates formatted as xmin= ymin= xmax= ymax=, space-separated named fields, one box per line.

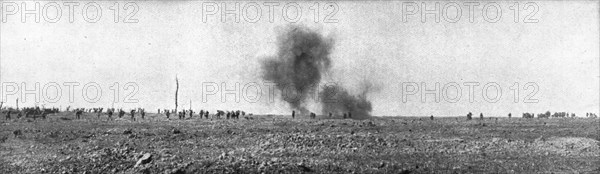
xmin=260 ymin=25 xmax=372 ymax=119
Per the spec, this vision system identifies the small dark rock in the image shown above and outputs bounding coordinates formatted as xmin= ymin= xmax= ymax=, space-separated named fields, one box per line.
xmin=172 ymin=129 xmax=181 ymax=134
xmin=297 ymin=164 xmax=313 ymax=172
xmin=123 ymin=129 xmax=133 ymax=134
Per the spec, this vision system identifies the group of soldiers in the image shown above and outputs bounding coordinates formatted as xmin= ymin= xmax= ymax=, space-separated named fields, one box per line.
xmin=291 ymin=110 xmax=351 ymax=119
xmin=71 ymin=108 xmax=147 ymax=121
xmin=70 ymin=107 xmax=215 ymax=121
xmin=160 ymin=108 xmax=249 ymax=120
xmin=3 ymin=107 xmax=59 ymax=120
xmin=522 ymin=111 xmax=598 ymax=119
xmin=5 ymin=105 xmax=599 ymax=121
xmin=465 ymin=112 xmax=485 ymax=120
xmin=162 ymin=109 xmax=209 ymax=119
xmin=214 ymin=110 xmax=246 ymax=119
xmin=585 ymin=113 xmax=598 ymax=118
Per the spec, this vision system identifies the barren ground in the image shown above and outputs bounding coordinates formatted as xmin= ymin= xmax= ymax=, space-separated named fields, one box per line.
xmin=1 ymin=113 xmax=599 ymax=173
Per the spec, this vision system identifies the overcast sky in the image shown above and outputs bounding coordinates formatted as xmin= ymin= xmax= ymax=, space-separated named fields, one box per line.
xmin=1 ymin=1 xmax=598 ymax=116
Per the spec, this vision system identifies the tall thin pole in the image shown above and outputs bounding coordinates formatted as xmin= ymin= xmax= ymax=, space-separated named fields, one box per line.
xmin=175 ymin=75 xmax=179 ymax=112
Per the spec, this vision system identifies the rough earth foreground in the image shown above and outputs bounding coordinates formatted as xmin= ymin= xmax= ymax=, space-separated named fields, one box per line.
xmin=1 ymin=113 xmax=599 ymax=173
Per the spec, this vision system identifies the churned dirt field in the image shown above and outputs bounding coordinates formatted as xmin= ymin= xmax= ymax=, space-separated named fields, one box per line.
xmin=1 ymin=112 xmax=599 ymax=174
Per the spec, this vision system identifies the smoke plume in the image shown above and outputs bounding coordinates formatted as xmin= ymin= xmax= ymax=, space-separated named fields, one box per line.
xmin=260 ymin=25 xmax=373 ymax=118
xmin=320 ymin=81 xmax=374 ymax=119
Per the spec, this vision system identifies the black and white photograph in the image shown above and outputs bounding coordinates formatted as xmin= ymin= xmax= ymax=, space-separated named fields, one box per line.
xmin=0 ymin=0 xmax=599 ymax=173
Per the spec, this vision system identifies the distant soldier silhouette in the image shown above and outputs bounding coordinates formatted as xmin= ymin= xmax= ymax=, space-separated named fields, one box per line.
xmin=76 ymin=110 xmax=83 ymax=119
xmin=292 ymin=111 xmax=295 ymax=119
xmin=205 ymin=111 xmax=209 ymax=119
xmin=141 ymin=109 xmax=145 ymax=119
xmin=508 ymin=113 xmax=511 ymax=118
xmin=189 ymin=109 xmax=193 ymax=118
xmin=107 ymin=109 xmax=113 ymax=121
xmin=343 ymin=113 xmax=347 ymax=119
xmin=430 ymin=115 xmax=434 ymax=120
xmin=5 ymin=110 xmax=11 ymax=120
xmin=348 ymin=112 xmax=352 ymax=118
xmin=165 ymin=110 xmax=170 ymax=119
xmin=130 ymin=109 xmax=136 ymax=121
xmin=118 ymin=109 xmax=125 ymax=118
xmin=467 ymin=112 xmax=472 ymax=120
xmin=157 ymin=109 xmax=160 ymax=114
xmin=199 ymin=110 xmax=204 ymax=119
xmin=480 ymin=113 xmax=483 ymax=120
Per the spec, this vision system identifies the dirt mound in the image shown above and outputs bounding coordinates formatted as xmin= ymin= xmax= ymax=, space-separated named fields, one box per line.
xmin=534 ymin=137 xmax=600 ymax=156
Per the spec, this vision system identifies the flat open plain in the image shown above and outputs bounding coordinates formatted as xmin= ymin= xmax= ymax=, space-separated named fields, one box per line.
xmin=1 ymin=113 xmax=599 ymax=173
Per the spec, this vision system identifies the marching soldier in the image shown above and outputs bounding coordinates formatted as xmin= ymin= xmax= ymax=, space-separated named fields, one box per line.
xmin=107 ymin=109 xmax=113 ymax=121
xmin=292 ymin=110 xmax=295 ymax=119
xmin=119 ymin=109 xmax=125 ymax=118
xmin=76 ymin=109 xmax=83 ymax=119
xmin=130 ymin=109 xmax=136 ymax=121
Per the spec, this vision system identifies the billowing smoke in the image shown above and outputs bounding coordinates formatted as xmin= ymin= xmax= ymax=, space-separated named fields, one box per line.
xmin=320 ymin=81 xmax=374 ymax=119
xmin=320 ymin=85 xmax=372 ymax=119
xmin=260 ymin=25 xmax=373 ymax=118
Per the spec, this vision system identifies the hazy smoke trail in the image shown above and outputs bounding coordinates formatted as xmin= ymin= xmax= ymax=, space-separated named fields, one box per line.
xmin=260 ymin=25 xmax=373 ymax=118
